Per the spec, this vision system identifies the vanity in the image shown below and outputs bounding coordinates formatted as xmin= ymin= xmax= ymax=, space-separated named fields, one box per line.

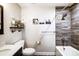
xmin=0 ymin=40 xmax=24 ymax=56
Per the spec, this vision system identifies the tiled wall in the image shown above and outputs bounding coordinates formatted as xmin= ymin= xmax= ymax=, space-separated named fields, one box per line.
xmin=56 ymin=4 xmax=79 ymax=49
xmin=56 ymin=10 xmax=71 ymax=46
xmin=71 ymin=3 xmax=79 ymax=50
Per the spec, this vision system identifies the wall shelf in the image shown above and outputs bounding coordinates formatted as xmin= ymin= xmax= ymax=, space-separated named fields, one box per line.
xmin=10 ymin=27 xmax=24 ymax=29
xmin=10 ymin=26 xmax=24 ymax=33
xmin=10 ymin=19 xmax=24 ymax=33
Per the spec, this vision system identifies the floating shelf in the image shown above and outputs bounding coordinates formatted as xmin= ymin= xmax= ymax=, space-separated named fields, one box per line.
xmin=10 ymin=27 xmax=24 ymax=29
xmin=10 ymin=26 xmax=24 ymax=33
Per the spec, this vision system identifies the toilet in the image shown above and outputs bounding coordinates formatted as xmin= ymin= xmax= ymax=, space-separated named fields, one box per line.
xmin=23 ymin=48 xmax=36 ymax=56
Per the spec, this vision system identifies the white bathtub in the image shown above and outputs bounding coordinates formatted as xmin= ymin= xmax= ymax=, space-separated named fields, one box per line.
xmin=56 ymin=46 xmax=79 ymax=56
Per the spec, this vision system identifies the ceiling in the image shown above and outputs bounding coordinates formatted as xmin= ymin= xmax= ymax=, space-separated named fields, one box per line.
xmin=18 ymin=3 xmax=73 ymax=8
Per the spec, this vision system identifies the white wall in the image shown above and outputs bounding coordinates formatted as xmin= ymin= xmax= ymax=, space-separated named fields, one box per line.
xmin=0 ymin=3 xmax=22 ymax=47
xmin=21 ymin=4 xmax=55 ymax=52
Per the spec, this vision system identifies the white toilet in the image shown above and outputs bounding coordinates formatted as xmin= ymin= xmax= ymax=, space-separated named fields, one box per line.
xmin=23 ymin=48 xmax=36 ymax=56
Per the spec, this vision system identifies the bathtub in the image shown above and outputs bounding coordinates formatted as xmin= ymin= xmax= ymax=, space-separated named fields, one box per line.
xmin=56 ymin=46 xmax=79 ymax=56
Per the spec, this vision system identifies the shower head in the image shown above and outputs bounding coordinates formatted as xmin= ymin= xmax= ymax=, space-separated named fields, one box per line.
xmin=62 ymin=13 xmax=67 ymax=20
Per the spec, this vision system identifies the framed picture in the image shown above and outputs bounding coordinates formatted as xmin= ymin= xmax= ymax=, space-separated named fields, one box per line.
xmin=0 ymin=5 xmax=4 ymax=34
xmin=33 ymin=18 xmax=39 ymax=24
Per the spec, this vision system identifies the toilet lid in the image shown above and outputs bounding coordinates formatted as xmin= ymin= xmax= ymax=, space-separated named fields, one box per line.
xmin=23 ymin=48 xmax=35 ymax=54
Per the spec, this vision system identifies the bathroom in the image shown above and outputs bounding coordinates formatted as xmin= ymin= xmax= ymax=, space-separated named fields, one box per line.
xmin=0 ymin=3 xmax=79 ymax=56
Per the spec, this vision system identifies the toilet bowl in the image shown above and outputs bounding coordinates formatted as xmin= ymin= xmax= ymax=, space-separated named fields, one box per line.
xmin=23 ymin=48 xmax=36 ymax=56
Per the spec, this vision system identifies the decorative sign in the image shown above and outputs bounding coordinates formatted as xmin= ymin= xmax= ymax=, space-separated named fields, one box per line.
xmin=33 ymin=18 xmax=51 ymax=24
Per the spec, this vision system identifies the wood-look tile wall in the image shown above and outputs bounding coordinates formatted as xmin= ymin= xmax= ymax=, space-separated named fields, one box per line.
xmin=71 ymin=3 xmax=79 ymax=50
xmin=56 ymin=4 xmax=79 ymax=50
xmin=56 ymin=10 xmax=71 ymax=46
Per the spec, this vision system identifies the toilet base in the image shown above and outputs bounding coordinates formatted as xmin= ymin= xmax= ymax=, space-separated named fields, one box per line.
xmin=22 ymin=48 xmax=36 ymax=56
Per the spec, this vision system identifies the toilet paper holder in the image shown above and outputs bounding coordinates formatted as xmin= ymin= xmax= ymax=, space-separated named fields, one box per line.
xmin=36 ymin=41 xmax=41 ymax=45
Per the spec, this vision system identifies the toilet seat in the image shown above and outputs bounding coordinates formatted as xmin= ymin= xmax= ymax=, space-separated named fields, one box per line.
xmin=23 ymin=48 xmax=35 ymax=55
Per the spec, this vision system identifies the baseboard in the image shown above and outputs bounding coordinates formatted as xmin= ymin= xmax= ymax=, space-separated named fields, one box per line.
xmin=34 ymin=52 xmax=55 ymax=56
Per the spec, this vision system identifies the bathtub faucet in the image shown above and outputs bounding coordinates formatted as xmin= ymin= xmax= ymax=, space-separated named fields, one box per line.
xmin=61 ymin=38 xmax=66 ymax=50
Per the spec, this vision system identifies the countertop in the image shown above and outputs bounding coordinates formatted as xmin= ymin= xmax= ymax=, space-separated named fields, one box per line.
xmin=0 ymin=40 xmax=24 ymax=56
